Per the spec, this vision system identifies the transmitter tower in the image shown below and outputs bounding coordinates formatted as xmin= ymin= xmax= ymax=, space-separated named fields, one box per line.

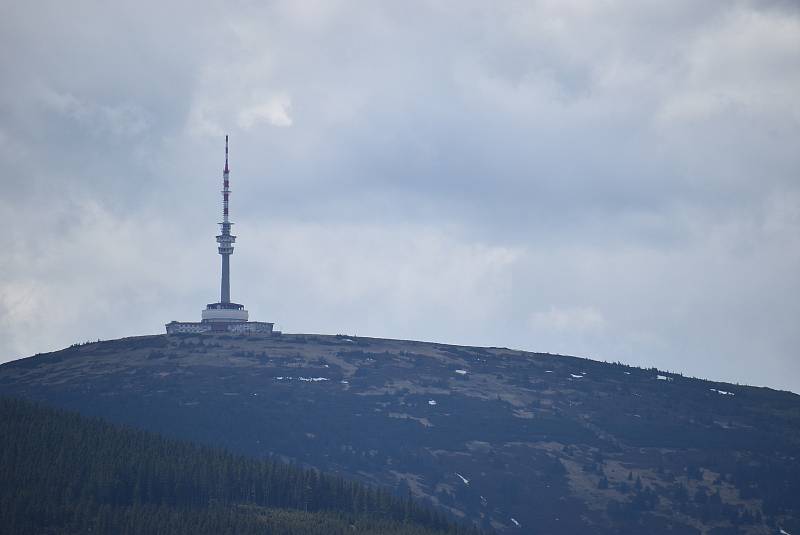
xmin=218 ymin=135 xmax=234 ymax=303
xmin=200 ymin=135 xmax=248 ymax=323
xmin=166 ymin=136 xmax=275 ymax=335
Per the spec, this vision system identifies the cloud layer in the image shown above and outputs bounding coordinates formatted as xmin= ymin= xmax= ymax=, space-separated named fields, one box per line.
xmin=1 ymin=0 xmax=799 ymax=391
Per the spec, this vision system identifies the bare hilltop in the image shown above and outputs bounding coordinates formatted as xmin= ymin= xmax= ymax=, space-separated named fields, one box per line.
xmin=2 ymin=333 xmax=798 ymax=534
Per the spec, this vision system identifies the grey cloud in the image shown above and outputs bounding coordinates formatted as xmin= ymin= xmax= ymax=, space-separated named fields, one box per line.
xmin=0 ymin=0 xmax=798 ymax=392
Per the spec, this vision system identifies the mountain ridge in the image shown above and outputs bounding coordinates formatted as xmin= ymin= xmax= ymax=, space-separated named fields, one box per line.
xmin=2 ymin=332 xmax=799 ymax=534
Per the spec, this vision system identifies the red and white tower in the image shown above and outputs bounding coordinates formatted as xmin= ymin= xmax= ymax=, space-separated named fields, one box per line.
xmin=201 ymin=135 xmax=249 ymax=323
xmin=217 ymin=135 xmax=235 ymax=303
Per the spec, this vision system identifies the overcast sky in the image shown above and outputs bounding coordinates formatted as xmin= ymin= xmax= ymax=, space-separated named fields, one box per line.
xmin=1 ymin=1 xmax=798 ymax=392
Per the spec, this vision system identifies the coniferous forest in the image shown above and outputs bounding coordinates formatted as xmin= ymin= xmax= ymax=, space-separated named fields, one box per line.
xmin=0 ymin=397 xmax=480 ymax=535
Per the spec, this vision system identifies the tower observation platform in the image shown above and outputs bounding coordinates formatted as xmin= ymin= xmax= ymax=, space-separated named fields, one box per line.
xmin=166 ymin=136 xmax=276 ymax=335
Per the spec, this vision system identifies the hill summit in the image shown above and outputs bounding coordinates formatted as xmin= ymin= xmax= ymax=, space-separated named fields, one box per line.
xmin=2 ymin=332 xmax=799 ymax=534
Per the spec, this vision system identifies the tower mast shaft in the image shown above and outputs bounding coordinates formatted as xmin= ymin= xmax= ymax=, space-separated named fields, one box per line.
xmin=216 ymin=135 xmax=235 ymax=303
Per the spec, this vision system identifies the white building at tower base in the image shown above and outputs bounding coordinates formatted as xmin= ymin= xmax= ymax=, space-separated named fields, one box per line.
xmin=166 ymin=302 xmax=277 ymax=335
xmin=165 ymin=320 xmax=275 ymax=335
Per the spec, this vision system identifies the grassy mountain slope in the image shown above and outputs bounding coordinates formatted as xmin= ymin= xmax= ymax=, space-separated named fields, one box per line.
xmin=1 ymin=332 xmax=799 ymax=534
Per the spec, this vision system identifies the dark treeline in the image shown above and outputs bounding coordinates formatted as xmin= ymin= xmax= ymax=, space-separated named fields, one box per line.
xmin=0 ymin=397 xmax=480 ymax=535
